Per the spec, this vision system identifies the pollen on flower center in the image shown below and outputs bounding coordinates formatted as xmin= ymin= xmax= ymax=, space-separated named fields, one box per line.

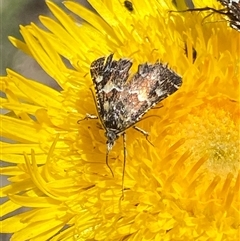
xmin=174 ymin=97 xmax=239 ymax=178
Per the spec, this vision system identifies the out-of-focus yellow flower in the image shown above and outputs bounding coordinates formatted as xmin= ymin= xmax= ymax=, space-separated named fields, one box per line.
xmin=1 ymin=0 xmax=239 ymax=240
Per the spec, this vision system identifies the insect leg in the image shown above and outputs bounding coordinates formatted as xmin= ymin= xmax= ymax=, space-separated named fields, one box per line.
xmin=133 ymin=126 xmax=154 ymax=147
xmin=77 ymin=113 xmax=98 ymax=124
xmin=120 ymin=132 xmax=127 ymax=200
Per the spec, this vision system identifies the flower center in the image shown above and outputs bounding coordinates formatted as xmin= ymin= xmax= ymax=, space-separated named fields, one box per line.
xmin=174 ymin=97 xmax=239 ymax=178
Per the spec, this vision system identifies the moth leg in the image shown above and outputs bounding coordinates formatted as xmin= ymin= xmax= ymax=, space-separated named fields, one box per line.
xmin=96 ymin=122 xmax=103 ymax=130
xmin=133 ymin=126 xmax=149 ymax=136
xmin=77 ymin=113 xmax=98 ymax=124
xmin=120 ymin=132 xmax=127 ymax=200
xmin=151 ymin=103 xmax=163 ymax=109
xmin=133 ymin=126 xmax=154 ymax=147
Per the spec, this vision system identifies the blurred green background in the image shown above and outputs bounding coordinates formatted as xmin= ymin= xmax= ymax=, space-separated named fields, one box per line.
xmin=1 ymin=0 xmax=91 ymax=89
xmin=1 ymin=0 xmax=49 ymax=75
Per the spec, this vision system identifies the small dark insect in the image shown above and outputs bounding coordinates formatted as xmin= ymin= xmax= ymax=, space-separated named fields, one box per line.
xmin=84 ymin=54 xmax=182 ymax=198
xmin=184 ymin=42 xmax=197 ymax=63
xmin=124 ymin=0 xmax=134 ymax=12
xmin=170 ymin=0 xmax=240 ymax=31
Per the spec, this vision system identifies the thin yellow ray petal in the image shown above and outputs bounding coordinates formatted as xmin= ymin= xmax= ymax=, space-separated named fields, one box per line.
xmin=0 ymin=214 xmax=29 ymax=233
xmin=11 ymin=219 xmax=67 ymax=241
xmin=4 ymin=88 xmax=38 ymax=121
xmin=87 ymin=0 xmax=119 ymax=26
xmin=0 ymin=77 xmax=30 ymax=101
xmin=8 ymin=36 xmax=32 ymax=57
xmin=9 ymin=195 xmax=61 ymax=208
xmin=0 ymin=200 xmax=22 ymax=218
xmin=39 ymin=15 xmax=112 ymax=64
xmin=1 ymin=143 xmax=44 ymax=154
xmin=22 ymin=208 xmax=66 ymax=223
xmin=0 ymin=154 xmax=47 ymax=165
xmin=50 ymin=225 xmax=75 ymax=241
xmin=19 ymin=26 xmax=68 ymax=87
xmin=24 ymin=151 xmax=67 ymax=200
xmin=1 ymin=101 xmax=43 ymax=115
xmin=102 ymin=0 xmax=128 ymax=21
xmin=39 ymin=16 xmax=82 ymax=58
xmin=46 ymin=0 xmax=84 ymax=43
xmin=20 ymin=224 xmax=65 ymax=241
xmin=6 ymin=69 xmax=63 ymax=108
xmin=64 ymin=1 xmax=115 ymax=36
xmin=173 ymin=0 xmax=190 ymax=10
xmin=30 ymin=23 xmax=68 ymax=69
xmin=1 ymin=180 xmax=35 ymax=198
xmin=0 ymin=166 xmax=25 ymax=176
xmin=1 ymin=115 xmax=53 ymax=143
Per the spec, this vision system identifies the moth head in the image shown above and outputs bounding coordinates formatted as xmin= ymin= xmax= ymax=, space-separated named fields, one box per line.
xmin=106 ymin=130 xmax=119 ymax=151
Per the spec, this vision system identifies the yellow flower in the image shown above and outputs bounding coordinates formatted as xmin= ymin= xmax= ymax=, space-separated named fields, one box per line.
xmin=1 ymin=0 xmax=239 ymax=240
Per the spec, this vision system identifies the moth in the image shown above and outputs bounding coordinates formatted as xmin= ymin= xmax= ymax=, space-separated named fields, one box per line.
xmin=85 ymin=54 xmax=182 ymax=195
